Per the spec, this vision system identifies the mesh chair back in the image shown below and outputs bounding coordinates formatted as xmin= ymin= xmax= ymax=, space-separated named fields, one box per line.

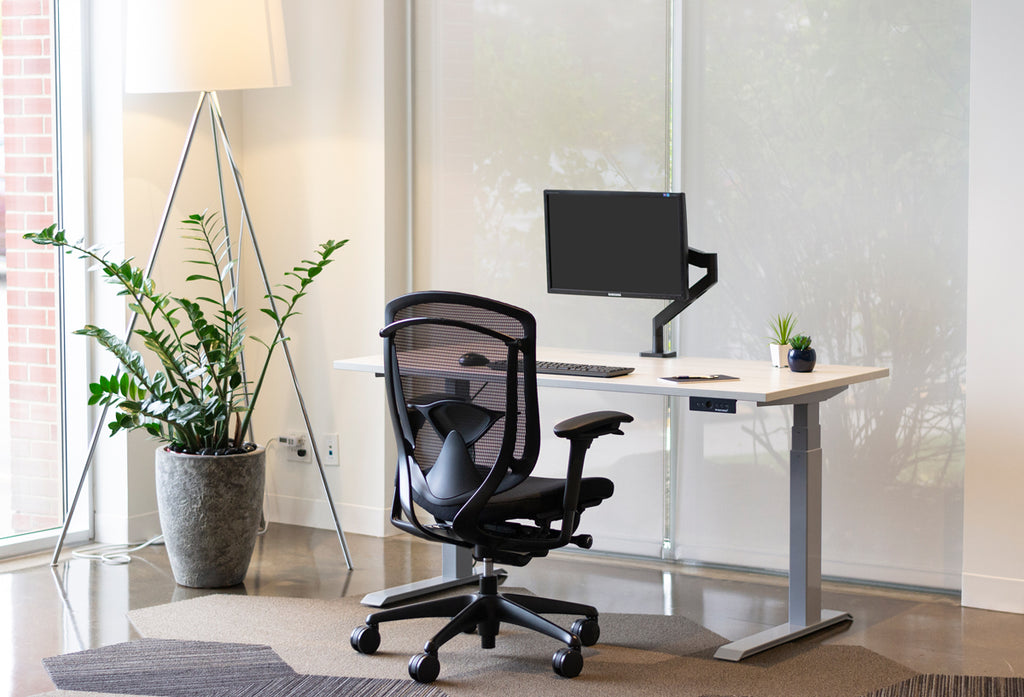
xmin=383 ymin=292 xmax=541 ymax=510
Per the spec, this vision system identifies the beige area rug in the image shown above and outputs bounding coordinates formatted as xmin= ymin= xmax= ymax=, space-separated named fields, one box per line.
xmin=57 ymin=592 xmax=924 ymax=697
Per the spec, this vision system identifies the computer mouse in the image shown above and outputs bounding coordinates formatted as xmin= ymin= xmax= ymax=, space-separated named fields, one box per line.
xmin=458 ymin=351 xmax=489 ymax=367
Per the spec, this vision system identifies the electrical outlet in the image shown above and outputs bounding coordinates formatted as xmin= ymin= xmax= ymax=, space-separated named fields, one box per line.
xmin=323 ymin=433 xmax=339 ymax=466
xmin=286 ymin=434 xmax=311 ymax=463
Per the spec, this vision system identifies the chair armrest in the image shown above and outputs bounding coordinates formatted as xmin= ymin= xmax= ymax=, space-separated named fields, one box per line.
xmin=554 ymin=410 xmax=634 ymax=440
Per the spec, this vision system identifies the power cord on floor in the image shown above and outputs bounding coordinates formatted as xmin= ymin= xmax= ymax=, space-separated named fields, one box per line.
xmin=74 ymin=438 xmax=280 ymax=565
xmin=71 ymin=535 xmax=165 ymax=565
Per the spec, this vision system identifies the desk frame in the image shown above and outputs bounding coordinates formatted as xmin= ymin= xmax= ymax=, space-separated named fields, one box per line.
xmin=334 ymin=350 xmax=887 ymax=661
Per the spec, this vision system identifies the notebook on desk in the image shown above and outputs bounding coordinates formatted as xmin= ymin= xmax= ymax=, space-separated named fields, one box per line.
xmin=659 ymin=374 xmax=739 ymax=383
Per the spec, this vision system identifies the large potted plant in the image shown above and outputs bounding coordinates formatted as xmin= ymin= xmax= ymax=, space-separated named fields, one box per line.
xmin=26 ymin=213 xmax=346 ymax=587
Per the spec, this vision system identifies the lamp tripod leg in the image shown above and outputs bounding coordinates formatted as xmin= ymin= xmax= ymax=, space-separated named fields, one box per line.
xmin=50 ymin=93 xmax=210 ymax=567
xmin=209 ymin=93 xmax=354 ymax=570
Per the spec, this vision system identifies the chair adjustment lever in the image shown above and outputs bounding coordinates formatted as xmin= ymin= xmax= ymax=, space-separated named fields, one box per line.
xmin=570 ymin=534 xmax=593 ymax=549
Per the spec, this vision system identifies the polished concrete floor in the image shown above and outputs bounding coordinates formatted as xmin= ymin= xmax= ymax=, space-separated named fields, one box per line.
xmin=4 ymin=524 xmax=1024 ymax=697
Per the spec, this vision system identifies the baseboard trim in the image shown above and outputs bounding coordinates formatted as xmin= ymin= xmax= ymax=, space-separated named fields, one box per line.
xmin=263 ymin=493 xmax=396 ymax=537
xmin=962 ymin=571 xmax=1024 ymax=613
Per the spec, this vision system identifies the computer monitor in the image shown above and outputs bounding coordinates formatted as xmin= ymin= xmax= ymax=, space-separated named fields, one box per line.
xmin=544 ymin=189 xmax=717 ymax=357
xmin=545 ymin=190 xmax=688 ymax=299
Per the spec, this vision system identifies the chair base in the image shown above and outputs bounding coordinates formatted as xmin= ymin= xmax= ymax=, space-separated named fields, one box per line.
xmin=351 ymin=573 xmax=600 ymax=682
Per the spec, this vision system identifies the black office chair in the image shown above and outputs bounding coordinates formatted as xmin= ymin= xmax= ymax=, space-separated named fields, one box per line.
xmin=350 ymin=291 xmax=632 ymax=683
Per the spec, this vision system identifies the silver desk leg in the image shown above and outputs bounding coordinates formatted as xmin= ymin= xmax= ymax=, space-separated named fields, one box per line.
xmin=714 ymin=401 xmax=852 ymax=661
xmin=361 ymin=543 xmax=493 ymax=607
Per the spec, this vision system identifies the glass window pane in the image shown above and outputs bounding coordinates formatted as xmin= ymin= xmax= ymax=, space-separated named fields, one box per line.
xmin=675 ymin=0 xmax=969 ymax=588
xmin=413 ymin=0 xmax=672 ymax=555
xmin=1 ymin=1 xmax=64 ymax=543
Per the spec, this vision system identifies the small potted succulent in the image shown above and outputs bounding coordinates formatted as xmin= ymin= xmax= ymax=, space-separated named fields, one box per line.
xmin=26 ymin=212 xmax=347 ymax=587
xmin=767 ymin=312 xmax=797 ymax=368
xmin=787 ymin=334 xmax=816 ymax=372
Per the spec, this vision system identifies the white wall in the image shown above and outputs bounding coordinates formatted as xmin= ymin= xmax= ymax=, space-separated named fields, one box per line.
xmin=238 ymin=0 xmax=407 ymax=537
xmin=962 ymin=0 xmax=1024 ymax=613
xmin=91 ymin=0 xmax=1024 ymax=615
xmin=93 ymin=0 xmax=405 ymax=543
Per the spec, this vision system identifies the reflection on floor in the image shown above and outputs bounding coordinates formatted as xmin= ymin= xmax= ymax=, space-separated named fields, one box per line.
xmin=4 ymin=524 xmax=1023 ymax=697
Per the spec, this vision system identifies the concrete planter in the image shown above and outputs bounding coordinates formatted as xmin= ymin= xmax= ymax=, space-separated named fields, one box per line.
xmin=154 ymin=446 xmax=266 ymax=588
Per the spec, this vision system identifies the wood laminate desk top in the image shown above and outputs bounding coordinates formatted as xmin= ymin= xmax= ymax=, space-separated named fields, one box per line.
xmin=333 ymin=347 xmax=889 ymax=406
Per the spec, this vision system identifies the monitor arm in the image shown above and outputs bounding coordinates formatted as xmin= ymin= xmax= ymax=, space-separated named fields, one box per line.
xmin=641 ymin=248 xmax=718 ymax=358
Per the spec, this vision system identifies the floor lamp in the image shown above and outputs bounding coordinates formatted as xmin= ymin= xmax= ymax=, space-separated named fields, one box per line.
xmin=51 ymin=0 xmax=353 ymax=569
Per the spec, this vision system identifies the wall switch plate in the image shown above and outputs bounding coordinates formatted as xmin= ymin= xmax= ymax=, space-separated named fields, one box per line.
xmin=323 ymin=433 xmax=339 ymax=466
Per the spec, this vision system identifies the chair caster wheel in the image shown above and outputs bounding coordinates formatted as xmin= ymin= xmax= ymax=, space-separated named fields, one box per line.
xmin=350 ymin=624 xmax=380 ymax=655
xmin=409 ymin=652 xmax=440 ymax=683
xmin=552 ymin=647 xmax=583 ymax=678
xmin=571 ymin=617 xmax=600 ymax=647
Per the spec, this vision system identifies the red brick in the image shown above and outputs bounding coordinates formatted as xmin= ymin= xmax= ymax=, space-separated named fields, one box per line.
xmin=20 ymin=17 xmax=51 ymax=36
xmin=25 ymin=175 xmax=54 ymax=193
xmin=9 ymin=344 xmax=50 ymax=364
xmin=6 ymin=155 xmax=46 ymax=174
xmin=4 ymin=175 xmax=26 ymax=194
xmin=2 ymin=99 xmax=24 ymax=118
xmin=32 ymin=442 xmax=62 ymax=464
xmin=8 ymin=401 xmax=32 ymax=420
xmin=6 ymin=307 xmax=49 ymax=327
xmin=17 ymin=135 xmax=50 ymax=154
xmin=0 ymin=77 xmax=41 ymax=97
xmin=4 ymin=114 xmax=46 ymax=134
xmin=22 ymin=95 xmax=51 ymax=114
xmin=3 ymin=0 xmax=46 ymax=17
xmin=10 ymin=420 xmax=54 ymax=441
xmin=28 ymin=327 xmax=56 ymax=344
xmin=5 ymin=210 xmax=26 ymax=229
xmin=30 ymin=403 xmax=58 ymax=422
xmin=29 ymin=366 xmax=57 ymax=384
xmin=25 ymin=214 xmax=58 ymax=231
xmin=3 ymin=192 xmax=46 ymax=212
xmin=26 ymin=289 xmax=56 ymax=307
xmin=9 ymin=382 xmax=50 ymax=402
xmin=7 ymin=364 xmax=30 ymax=382
xmin=1 ymin=37 xmax=43 ymax=58
xmin=6 ymin=268 xmax=49 ymax=289
xmin=2 ymin=17 xmax=24 ymax=35
xmin=23 ymin=249 xmax=56 ymax=270
xmin=5 ymin=249 xmax=26 ymax=269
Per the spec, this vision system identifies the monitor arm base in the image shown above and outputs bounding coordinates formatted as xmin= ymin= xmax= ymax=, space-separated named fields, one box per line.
xmin=641 ymin=249 xmax=718 ymax=358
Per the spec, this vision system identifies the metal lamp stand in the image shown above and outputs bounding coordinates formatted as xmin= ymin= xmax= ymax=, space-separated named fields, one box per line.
xmin=50 ymin=91 xmax=354 ymax=570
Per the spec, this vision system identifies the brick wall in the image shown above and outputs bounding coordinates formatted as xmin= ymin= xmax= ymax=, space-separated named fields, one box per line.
xmin=2 ymin=0 xmax=62 ymax=535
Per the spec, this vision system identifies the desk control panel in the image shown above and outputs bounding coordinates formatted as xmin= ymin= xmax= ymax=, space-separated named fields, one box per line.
xmin=689 ymin=396 xmax=737 ymax=414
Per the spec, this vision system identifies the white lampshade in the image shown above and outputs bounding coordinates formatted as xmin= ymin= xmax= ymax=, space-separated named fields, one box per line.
xmin=124 ymin=0 xmax=290 ymax=94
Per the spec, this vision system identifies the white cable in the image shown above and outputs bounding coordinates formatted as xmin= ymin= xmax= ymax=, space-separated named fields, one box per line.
xmin=74 ymin=439 xmax=280 ymax=563
xmin=71 ymin=534 xmax=165 ymax=565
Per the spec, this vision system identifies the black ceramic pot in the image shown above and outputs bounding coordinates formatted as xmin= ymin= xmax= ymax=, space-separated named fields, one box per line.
xmin=788 ymin=348 xmax=816 ymax=372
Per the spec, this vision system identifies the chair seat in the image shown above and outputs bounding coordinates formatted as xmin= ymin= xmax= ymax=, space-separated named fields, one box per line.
xmin=416 ymin=475 xmax=613 ymax=525
xmin=479 ymin=475 xmax=614 ymax=523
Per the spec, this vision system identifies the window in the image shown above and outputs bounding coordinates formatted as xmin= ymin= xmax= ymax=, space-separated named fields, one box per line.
xmin=2 ymin=0 xmax=88 ymax=556
xmin=411 ymin=0 xmax=970 ymax=588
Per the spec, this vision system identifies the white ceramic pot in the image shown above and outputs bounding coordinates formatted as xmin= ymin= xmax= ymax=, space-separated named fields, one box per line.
xmin=769 ymin=343 xmax=791 ymax=368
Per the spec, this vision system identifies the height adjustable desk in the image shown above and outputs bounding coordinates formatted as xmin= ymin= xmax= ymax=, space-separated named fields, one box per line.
xmin=333 ymin=348 xmax=888 ymax=661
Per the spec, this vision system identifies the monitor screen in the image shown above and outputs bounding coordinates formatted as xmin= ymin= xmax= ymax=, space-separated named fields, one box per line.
xmin=544 ymin=190 xmax=688 ymax=300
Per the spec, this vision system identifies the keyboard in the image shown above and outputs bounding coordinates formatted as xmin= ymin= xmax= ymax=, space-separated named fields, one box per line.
xmin=488 ymin=359 xmax=634 ymax=378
